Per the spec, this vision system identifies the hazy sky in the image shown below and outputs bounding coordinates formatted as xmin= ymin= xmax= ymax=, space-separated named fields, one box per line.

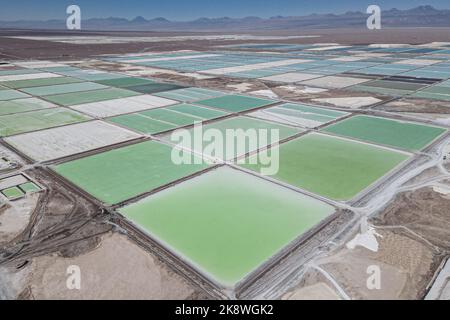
xmin=0 ymin=0 xmax=449 ymax=21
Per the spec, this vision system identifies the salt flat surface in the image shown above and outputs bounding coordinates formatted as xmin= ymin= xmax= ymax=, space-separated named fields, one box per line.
xmin=13 ymin=61 xmax=69 ymax=69
xmin=0 ymin=72 xmax=62 ymax=82
xmin=346 ymin=227 xmax=382 ymax=252
xmin=312 ymin=97 xmax=382 ymax=108
xmin=9 ymin=35 xmax=318 ymax=44
xmin=5 ymin=120 xmax=142 ymax=162
xmin=300 ymin=76 xmax=371 ymax=89
xmin=0 ymin=175 xmax=28 ymax=190
xmin=426 ymin=259 xmax=450 ymax=300
xmin=70 ymin=95 xmax=177 ymax=118
xmin=248 ymin=89 xmax=279 ymax=99
xmin=249 ymin=109 xmax=323 ymax=128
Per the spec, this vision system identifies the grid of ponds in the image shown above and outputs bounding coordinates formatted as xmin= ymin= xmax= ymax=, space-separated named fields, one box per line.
xmin=1 ymin=46 xmax=448 ymax=289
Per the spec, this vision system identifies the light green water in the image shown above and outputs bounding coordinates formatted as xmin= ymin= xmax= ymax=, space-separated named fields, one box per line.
xmin=0 ymin=98 xmax=55 ymax=116
xmin=243 ymin=133 xmax=409 ymax=201
xmin=19 ymin=182 xmax=41 ymax=193
xmin=322 ymin=115 xmax=446 ymax=151
xmin=119 ymin=167 xmax=335 ymax=287
xmin=2 ymin=186 xmax=24 ymax=199
xmin=154 ymin=88 xmax=225 ymax=102
xmin=0 ymin=90 xmax=29 ymax=101
xmin=95 ymin=77 xmax=155 ymax=88
xmin=196 ymin=95 xmax=274 ymax=112
xmin=167 ymin=116 xmax=300 ymax=161
xmin=0 ymin=108 xmax=89 ymax=136
xmin=108 ymin=104 xmax=228 ymax=135
xmin=22 ymin=82 xmax=108 ymax=96
xmin=54 ymin=140 xmax=208 ymax=205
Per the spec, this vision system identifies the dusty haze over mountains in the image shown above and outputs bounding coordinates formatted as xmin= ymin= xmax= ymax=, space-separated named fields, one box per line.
xmin=1 ymin=5 xmax=450 ymax=31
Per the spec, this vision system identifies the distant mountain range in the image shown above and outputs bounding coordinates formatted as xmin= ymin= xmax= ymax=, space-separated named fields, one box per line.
xmin=1 ymin=5 xmax=450 ymax=31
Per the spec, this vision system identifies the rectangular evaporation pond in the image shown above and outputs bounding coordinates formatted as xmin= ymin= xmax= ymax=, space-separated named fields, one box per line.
xmin=349 ymin=85 xmax=412 ymax=97
xmin=437 ymin=80 xmax=450 ymax=87
xmin=243 ymin=133 xmax=409 ymax=201
xmin=227 ymin=69 xmax=284 ymax=79
xmin=260 ymin=72 xmax=321 ymax=83
xmin=108 ymin=104 xmax=228 ymax=135
xmin=53 ymin=140 xmax=208 ymax=205
xmin=1 ymin=76 xmax=83 ymax=89
xmin=196 ymin=95 xmax=275 ymax=112
xmin=18 ymin=182 xmax=41 ymax=193
xmin=364 ymin=80 xmax=427 ymax=91
xmin=43 ymin=88 xmax=141 ymax=106
xmin=21 ymin=82 xmax=108 ymax=96
xmin=4 ymin=120 xmax=142 ymax=162
xmin=40 ymin=66 xmax=80 ymax=73
xmin=127 ymin=83 xmax=186 ymax=94
xmin=411 ymin=85 xmax=450 ymax=101
xmin=321 ymin=115 xmax=447 ymax=151
xmin=420 ymin=86 xmax=450 ymax=95
xmin=0 ymin=72 xmax=61 ymax=83
xmin=0 ymin=90 xmax=30 ymax=101
xmin=299 ymin=76 xmax=371 ymax=89
xmin=0 ymin=108 xmax=90 ymax=137
xmin=248 ymin=103 xmax=348 ymax=128
xmin=0 ymin=69 xmax=40 ymax=76
xmin=356 ymin=67 xmax=406 ymax=76
xmin=402 ymin=70 xmax=450 ymax=80
xmin=411 ymin=91 xmax=450 ymax=102
xmin=2 ymin=186 xmax=24 ymax=199
xmin=95 ymin=77 xmax=156 ymax=88
xmin=154 ymin=88 xmax=226 ymax=102
xmin=0 ymin=98 xmax=56 ymax=116
xmin=63 ymin=71 xmax=125 ymax=81
xmin=118 ymin=166 xmax=335 ymax=288
xmin=69 ymin=95 xmax=176 ymax=118
xmin=165 ymin=116 xmax=300 ymax=161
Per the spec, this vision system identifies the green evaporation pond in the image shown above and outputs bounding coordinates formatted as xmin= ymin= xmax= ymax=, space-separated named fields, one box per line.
xmin=196 ymin=95 xmax=274 ymax=112
xmin=95 ymin=77 xmax=156 ymax=88
xmin=243 ymin=133 xmax=409 ymax=201
xmin=167 ymin=116 xmax=300 ymax=161
xmin=0 ymin=98 xmax=54 ymax=116
xmin=154 ymin=88 xmax=225 ymax=102
xmin=119 ymin=167 xmax=335 ymax=287
xmin=412 ymin=91 xmax=450 ymax=102
xmin=21 ymin=82 xmax=108 ymax=96
xmin=322 ymin=115 xmax=447 ymax=151
xmin=109 ymin=104 xmax=228 ymax=135
xmin=0 ymin=90 xmax=29 ymax=101
xmin=1 ymin=77 xmax=82 ymax=89
xmin=0 ymin=108 xmax=90 ymax=136
xmin=2 ymin=186 xmax=24 ymax=199
xmin=19 ymin=182 xmax=40 ymax=193
xmin=43 ymin=88 xmax=140 ymax=106
xmin=127 ymin=83 xmax=186 ymax=94
xmin=54 ymin=140 xmax=208 ymax=205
